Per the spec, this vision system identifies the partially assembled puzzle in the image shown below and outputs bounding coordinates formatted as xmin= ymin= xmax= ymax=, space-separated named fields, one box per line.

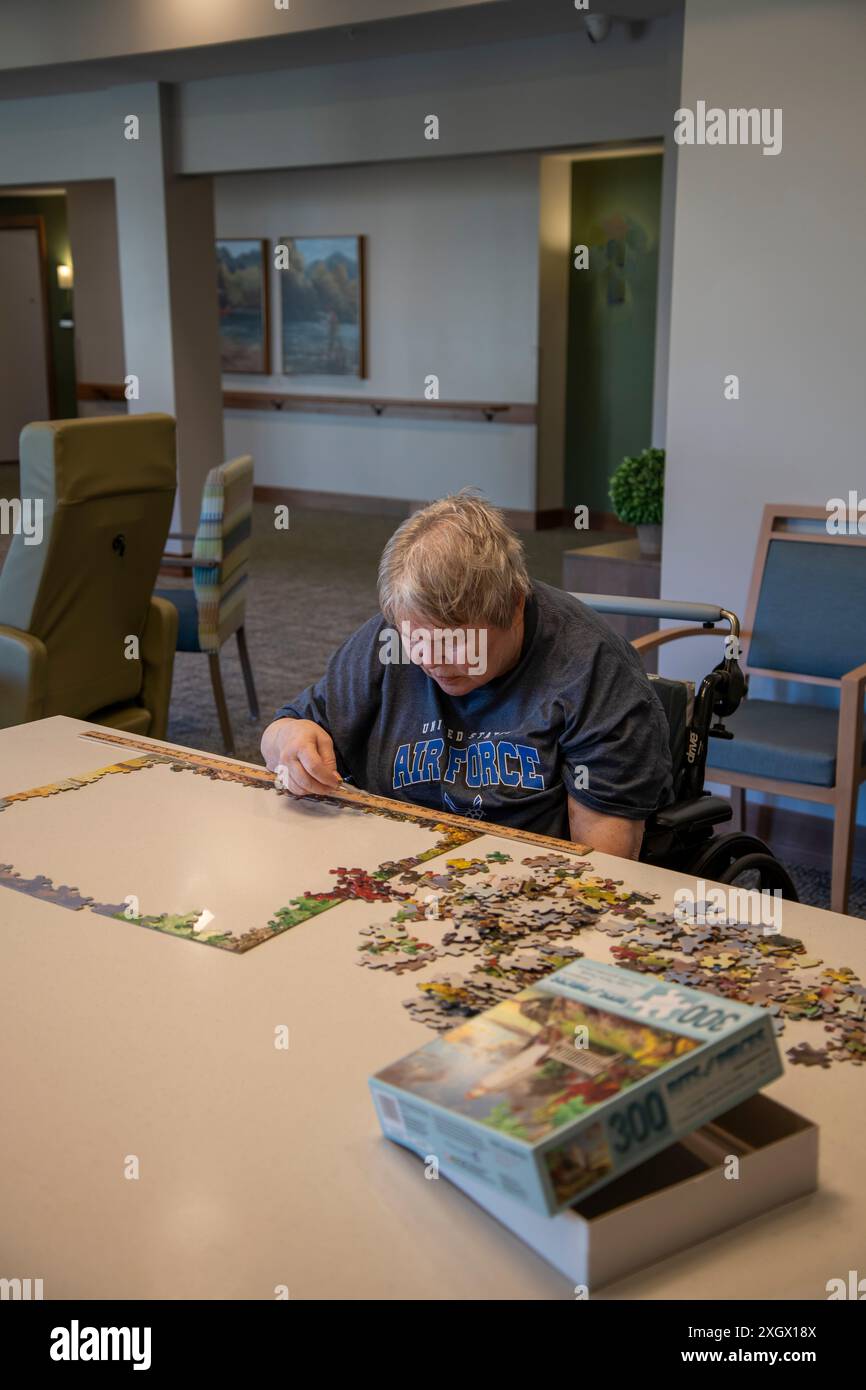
xmin=0 ymin=729 xmax=863 ymax=1070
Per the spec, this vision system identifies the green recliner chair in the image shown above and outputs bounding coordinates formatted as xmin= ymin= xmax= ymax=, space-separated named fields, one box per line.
xmin=0 ymin=414 xmax=179 ymax=738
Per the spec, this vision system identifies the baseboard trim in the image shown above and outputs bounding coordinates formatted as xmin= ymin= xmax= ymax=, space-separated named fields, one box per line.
xmin=253 ymin=488 xmax=624 ymax=533
xmin=589 ymin=510 xmax=636 ymax=535
xmin=254 ymin=485 xmax=412 ymax=518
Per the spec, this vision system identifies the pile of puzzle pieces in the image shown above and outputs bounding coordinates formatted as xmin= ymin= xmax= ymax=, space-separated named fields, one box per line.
xmin=357 ymin=850 xmax=639 ymax=1027
xmin=602 ymin=907 xmax=866 ymax=1069
xmin=354 ymin=850 xmax=864 ymax=1068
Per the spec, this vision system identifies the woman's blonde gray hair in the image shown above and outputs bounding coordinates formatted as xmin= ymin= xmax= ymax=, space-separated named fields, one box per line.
xmin=378 ymin=489 xmax=531 ymax=628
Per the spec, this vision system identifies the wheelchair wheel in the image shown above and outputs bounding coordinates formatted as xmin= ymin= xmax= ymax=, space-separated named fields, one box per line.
xmin=685 ymin=834 xmax=800 ymax=902
xmin=717 ymin=853 xmax=800 ymax=902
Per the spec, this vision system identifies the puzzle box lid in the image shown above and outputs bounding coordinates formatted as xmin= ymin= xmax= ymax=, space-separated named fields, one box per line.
xmin=371 ymin=958 xmax=783 ymax=1213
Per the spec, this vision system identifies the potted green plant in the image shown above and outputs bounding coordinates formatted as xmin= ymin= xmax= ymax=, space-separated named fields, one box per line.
xmin=609 ymin=446 xmax=665 ymax=557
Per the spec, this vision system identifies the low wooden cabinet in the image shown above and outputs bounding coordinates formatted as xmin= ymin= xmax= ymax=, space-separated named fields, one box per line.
xmin=561 ymin=539 xmax=661 ymax=672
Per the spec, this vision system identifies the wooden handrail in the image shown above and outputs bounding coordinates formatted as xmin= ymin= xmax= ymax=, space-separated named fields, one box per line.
xmin=77 ymin=382 xmax=126 ymax=401
xmin=76 ymin=382 xmax=536 ymax=426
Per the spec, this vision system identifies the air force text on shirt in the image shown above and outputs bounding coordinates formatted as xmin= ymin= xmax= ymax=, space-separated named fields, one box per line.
xmin=393 ymin=734 xmax=545 ymax=791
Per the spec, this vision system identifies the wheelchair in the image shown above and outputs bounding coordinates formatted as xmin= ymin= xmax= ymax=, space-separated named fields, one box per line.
xmin=571 ymin=593 xmax=800 ymax=902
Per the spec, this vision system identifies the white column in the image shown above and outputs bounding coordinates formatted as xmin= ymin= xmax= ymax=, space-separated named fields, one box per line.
xmin=113 ymin=83 xmax=224 ymax=532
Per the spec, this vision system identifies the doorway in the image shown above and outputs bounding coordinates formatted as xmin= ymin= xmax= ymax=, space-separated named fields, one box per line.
xmin=565 ymin=151 xmax=663 ymax=517
xmin=0 ymin=215 xmax=54 ymax=463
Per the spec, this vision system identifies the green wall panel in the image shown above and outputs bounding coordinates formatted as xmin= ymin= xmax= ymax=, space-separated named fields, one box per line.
xmin=565 ymin=155 xmax=662 ymax=515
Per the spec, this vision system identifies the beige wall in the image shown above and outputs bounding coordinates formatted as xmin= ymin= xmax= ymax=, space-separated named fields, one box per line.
xmin=661 ymin=0 xmax=866 ymax=823
xmin=217 ymin=155 xmax=540 ymax=509
xmin=178 ymin=21 xmax=678 ymax=175
xmin=1 ymin=8 xmax=682 ymax=515
xmin=662 ymin=0 xmax=866 ymax=665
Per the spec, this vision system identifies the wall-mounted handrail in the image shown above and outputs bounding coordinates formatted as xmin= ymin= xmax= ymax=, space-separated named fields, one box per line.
xmin=77 ymin=382 xmax=536 ymax=426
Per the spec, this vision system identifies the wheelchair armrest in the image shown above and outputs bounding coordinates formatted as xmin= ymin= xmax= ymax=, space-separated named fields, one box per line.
xmin=572 ymin=595 xmax=727 ymax=625
xmin=649 ymin=793 xmax=733 ymax=833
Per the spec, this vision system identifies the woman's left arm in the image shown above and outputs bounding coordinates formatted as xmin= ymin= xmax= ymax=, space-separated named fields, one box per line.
xmin=567 ymin=798 xmax=645 ymax=860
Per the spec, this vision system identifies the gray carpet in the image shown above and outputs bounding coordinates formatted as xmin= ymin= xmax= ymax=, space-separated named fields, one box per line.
xmin=1 ymin=459 xmax=863 ymax=919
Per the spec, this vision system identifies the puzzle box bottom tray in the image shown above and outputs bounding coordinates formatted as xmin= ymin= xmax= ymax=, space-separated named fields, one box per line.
xmin=441 ymin=1094 xmax=818 ymax=1292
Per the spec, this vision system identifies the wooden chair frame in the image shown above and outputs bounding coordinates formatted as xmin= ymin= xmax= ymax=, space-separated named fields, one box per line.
xmin=632 ymin=504 xmax=866 ymax=914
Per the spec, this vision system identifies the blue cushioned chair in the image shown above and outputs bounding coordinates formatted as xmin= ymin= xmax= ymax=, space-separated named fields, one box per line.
xmin=631 ymin=505 xmax=866 ymax=914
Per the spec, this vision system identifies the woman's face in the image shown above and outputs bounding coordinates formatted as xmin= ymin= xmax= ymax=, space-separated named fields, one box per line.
xmin=396 ymin=596 xmax=525 ymax=697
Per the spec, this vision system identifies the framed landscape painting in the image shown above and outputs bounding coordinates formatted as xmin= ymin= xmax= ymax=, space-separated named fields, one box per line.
xmin=216 ymin=239 xmax=270 ymax=373
xmin=280 ymin=235 xmax=366 ymax=378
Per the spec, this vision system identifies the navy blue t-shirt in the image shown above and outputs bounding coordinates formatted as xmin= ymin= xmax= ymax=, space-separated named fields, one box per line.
xmin=275 ymin=581 xmax=673 ymax=840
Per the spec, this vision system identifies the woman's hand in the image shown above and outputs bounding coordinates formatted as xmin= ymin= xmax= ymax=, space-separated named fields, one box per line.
xmin=261 ymin=717 xmax=342 ymax=796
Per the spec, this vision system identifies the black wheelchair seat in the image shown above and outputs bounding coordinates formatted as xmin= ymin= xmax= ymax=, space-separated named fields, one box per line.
xmin=651 ymin=793 xmax=733 ymax=833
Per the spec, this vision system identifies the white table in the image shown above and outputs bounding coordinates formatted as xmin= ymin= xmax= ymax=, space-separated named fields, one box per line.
xmin=1 ymin=716 xmax=862 ymax=1300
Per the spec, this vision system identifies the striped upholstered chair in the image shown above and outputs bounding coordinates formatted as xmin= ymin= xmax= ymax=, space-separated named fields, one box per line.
xmin=156 ymin=454 xmax=258 ymax=754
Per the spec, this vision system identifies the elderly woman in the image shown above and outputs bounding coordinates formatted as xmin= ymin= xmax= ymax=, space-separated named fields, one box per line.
xmin=261 ymin=491 xmax=672 ymax=856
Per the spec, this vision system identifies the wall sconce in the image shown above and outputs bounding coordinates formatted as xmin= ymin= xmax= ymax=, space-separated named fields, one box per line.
xmin=56 ymin=263 xmax=74 ymax=290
